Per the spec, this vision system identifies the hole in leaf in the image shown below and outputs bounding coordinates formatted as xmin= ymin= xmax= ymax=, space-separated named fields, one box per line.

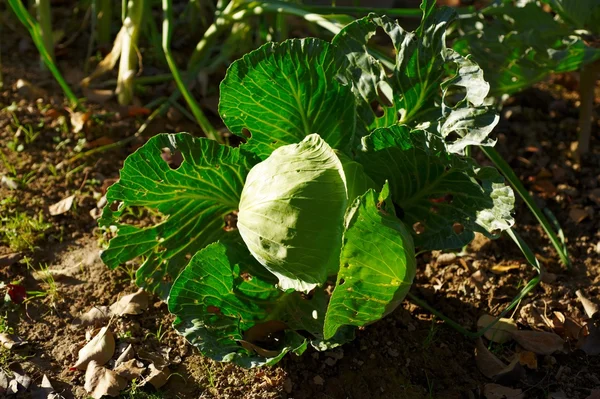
xmin=377 ymin=85 xmax=393 ymax=107
xmin=223 ymin=211 xmax=238 ymax=232
xmin=240 ymin=272 xmax=252 ymax=282
xmin=161 ymin=147 xmax=183 ymax=169
xmin=109 ymin=201 xmax=121 ymax=212
xmin=413 ymin=222 xmax=425 ymax=235
xmin=371 ymin=101 xmax=385 ymax=118
xmin=453 ymin=222 xmax=464 ymax=234
xmin=368 ymin=27 xmax=395 ymax=75
xmin=241 ymin=128 xmax=252 ymax=138
xmin=339 ymin=278 xmax=346 ymax=286
xmin=207 ymin=305 xmax=221 ymax=314
xmin=445 ymin=131 xmax=461 ymax=144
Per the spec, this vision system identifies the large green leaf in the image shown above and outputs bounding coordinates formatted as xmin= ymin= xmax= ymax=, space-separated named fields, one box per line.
xmin=453 ymin=1 xmax=600 ymax=98
xmin=357 ymin=125 xmax=514 ymax=250
xmin=324 ymin=184 xmax=416 ymax=339
xmin=542 ymin=0 xmax=600 ymax=35
xmin=219 ymin=38 xmax=357 ymax=160
xmin=99 ymin=133 xmax=258 ymax=298
xmin=332 ymin=2 xmax=497 ymax=152
xmin=168 ymin=241 xmax=307 ymax=367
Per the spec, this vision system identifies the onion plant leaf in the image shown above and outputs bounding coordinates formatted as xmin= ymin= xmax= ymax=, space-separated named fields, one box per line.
xmin=219 ymin=38 xmax=357 ymax=160
xmin=357 ymin=125 xmax=515 ymax=250
xmin=332 ymin=4 xmax=498 ymax=152
xmin=324 ymin=184 xmax=416 ymax=339
xmin=99 ymin=133 xmax=258 ymax=298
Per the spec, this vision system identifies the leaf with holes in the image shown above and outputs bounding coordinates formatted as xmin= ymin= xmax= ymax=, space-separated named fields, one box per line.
xmin=332 ymin=2 xmax=498 ymax=152
xmin=356 ymin=125 xmax=514 ymax=249
xmin=99 ymin=133 xmax=259 ymax=298
xmin=324 ymin=184 xmax=416 ymax=339
xmin=219 ymin=38 xmax=357 ymax=160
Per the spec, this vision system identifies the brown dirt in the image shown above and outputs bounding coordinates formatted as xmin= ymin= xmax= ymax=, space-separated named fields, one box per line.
xmin=0 ymin=10 xmax=599 ymax=399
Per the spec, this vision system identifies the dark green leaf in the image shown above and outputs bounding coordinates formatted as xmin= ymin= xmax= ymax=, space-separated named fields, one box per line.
xmin=357 ymin=125 xmax=514 ymax=249
xmin=219 ymin=38 xmax=357 ymax=160
xmin=324 ymin=184 xmax=416 ymax=339
xmin=99 ymin=133 xmax=258 ymax=298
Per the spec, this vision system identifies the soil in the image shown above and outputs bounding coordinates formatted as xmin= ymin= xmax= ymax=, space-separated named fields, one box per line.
xmin=0 ymin=6 xmax=599 ymax=399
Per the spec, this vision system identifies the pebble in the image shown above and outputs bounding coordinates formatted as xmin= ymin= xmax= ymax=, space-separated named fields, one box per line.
xmin=313 ymin=375 xmax=324 ymax=385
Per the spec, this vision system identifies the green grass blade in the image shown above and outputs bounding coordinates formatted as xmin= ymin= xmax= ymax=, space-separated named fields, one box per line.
xmin=480 ymin=146 xmax=571 ymax=268
xmin=7 ymin=0 xmax=79 ymax=107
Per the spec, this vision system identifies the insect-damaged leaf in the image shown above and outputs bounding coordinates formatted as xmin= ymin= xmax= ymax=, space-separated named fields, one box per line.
xmin=219 ymin=38 xmax=357 ymax=160
xmin=332 ymin=1 xmax=497 ymax=152
xmin=356 ymin=125 xmax=514 ymax=250
xmin=324 ymin=184 xmax=416 ymax=339
xmin=99 ymin=133 xmax=259 ymax=298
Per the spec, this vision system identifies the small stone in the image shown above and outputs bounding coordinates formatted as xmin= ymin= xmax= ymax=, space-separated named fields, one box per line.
xmin=388 ymin=349 xmax=399 ymax=357
xmin=324 ymin=357 xmax=336 ymax=367
xmin=313 ymin=375 xmax=324 ymax=386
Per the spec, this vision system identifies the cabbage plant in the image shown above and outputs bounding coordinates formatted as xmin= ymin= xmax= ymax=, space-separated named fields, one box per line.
xmin=99 ymin=0 xmax=515 ymax=366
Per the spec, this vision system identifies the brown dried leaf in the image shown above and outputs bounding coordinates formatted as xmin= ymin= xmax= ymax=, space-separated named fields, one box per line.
xmin=490 ymin=264 xmax=520 ymax=275
xmin=84 ymin=361 xmax=127 ymax=399
xmin=564 ymin=316 xmax=583 ymax=341
xmin=475 ymin=338 xmax=507 ymax=379
xmin=49 ymin=195 xmax=75 ymax=216
xmin=69 ymin=111 xmax=90 ymax=133
xmin=517 ymin=351 xmax=537 ymax=369
xmin=109 ymin=289 xmax=149 ymax=316
xmin=576 ymin=290 xmax=599 ymax=319
xmin=0 ymin=333 xmax=27 ymax=349
xmin=113 ymin=359 xmax=145 ymax=381
xmin=578 ymin=321 xmax=600 ymax=356
xmin=477 ymin=314 xmax=518 ymax=344
xmin=141 ymin=363 xmax=170 ymax=389
xmin=483 ymin=383 xmax=524 ymax=399
xmin=74 ymin=326 xmax=115 ymax=370
xmin=114 ymin=344 xmax=135 ymax=368
xmin=569 ymin=207 xmax=589 ymax=224
xmin=74 ymin=306 xmax=111 ymax=326
xmin=510 ymin=330 xmax=565 ymax=355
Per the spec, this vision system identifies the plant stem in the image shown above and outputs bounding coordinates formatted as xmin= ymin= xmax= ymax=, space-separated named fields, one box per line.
xmin=7 ymin=0 xmax=79 ymax=107
xmin=480 ymin=146 xmax=570 ymax=268
xmin=96 ymin=0 xmax=113 ymax=46
xmin=35 ymin=0 xmax=54 ymax=64
xmin=117 ymin=0 xmax=144 ymax=105
xmin=162 ymin=0 xmax=220 ymax=142
xmin=577 ymin=60 xmax=600 ymax=157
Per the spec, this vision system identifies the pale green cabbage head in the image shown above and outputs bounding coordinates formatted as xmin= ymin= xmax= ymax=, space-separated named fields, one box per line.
xmin=237 ymin=134 xmax=371 ymax=292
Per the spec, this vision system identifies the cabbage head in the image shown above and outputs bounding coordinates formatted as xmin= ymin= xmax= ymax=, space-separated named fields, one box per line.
xmin=237 ymin=134 xmax=372 ymax=292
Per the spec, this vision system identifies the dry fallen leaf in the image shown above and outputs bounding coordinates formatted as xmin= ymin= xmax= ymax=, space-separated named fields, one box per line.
xmin=483 ymin=383 xmax=524 ymax=399
xmin=74 ymin=306 xmax=111 ymax=326
xmin=114 ymin=344 xmax=135 ymax=368
xmin=510 ymin=330 xmax=564 ymax=355
xmin=49 ymin=195 xmax=75 ymax=216
xmin=114 ymin=359 xmax=145 ymax=381
xmin=576 ymin=290 xmax=599 ymax=319
xmin=69 ymin=111 xmax=90 ymax=133
xmin=0 ymin=253 xmax=21 ymax=267
xmin=74 ymin=326 xmax=116 ymax=370
xmin=569 ymin=207 xmax=589 ymax=224
xmin=578 ymin=321 xmax=600 ymax=356
xmin=517 ymin=351 xmax=537 ymax=369
xmin=141 ymin=363 xmax=170 ymax=389
xmin=84 ymin=361 xmax=127 ymax=399
xmin=477 ymin=315 xmax=518 ymax=344
xmin=31 ymin=374 xmax=60 ymax=399
xmin=490 ymin=264 xmax=521 ymax=275
xmin=0 ymin=333 xmax=27 ymax=349
xmin=475 ymin=338 xmax=506 ymax=379
xmin=109 ymin=289 xmax=149 ymax=316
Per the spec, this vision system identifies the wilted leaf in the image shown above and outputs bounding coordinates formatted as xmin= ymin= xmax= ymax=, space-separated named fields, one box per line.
xmin=477 ymin=314 xmax=518 ymax=344
xmin=141 ymin=363 xmax=170 ymax=389
xmin=510 ymin=330 xmax=565 ymax=355
xmin=49 ymin=195 xmax=75 ymax=216
xmin=483 ymin=383 xmax=524 ymax=399
xmin=84 ymin=360 xmax=127 ymax=398
xmin=518 ymin=351 xmax=538 ymax=369
xmin=109 ymin=289 xmax=148 ymax=316
xmin=475 ymin=338 xmax=507 ymax=379
xmin=74 ymin=326 xmax=116 ymax=370
xmin=113 ymin=359 xmax=145 ymax=380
